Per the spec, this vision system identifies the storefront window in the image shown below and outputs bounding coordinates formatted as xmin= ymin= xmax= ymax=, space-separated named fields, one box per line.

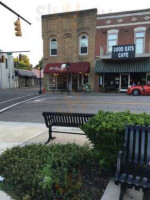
xmin=57 ymin=74 xmax=67 ymax=89
xmin=84 ymin=74 xmax=89 ymax=84
xmin=130 ymin=73 xmax=146 ymax=86
xmin=104 ymin=73 xmax=120 ymax=88
xmin=49 ymin=74 xmax=57 ymax=89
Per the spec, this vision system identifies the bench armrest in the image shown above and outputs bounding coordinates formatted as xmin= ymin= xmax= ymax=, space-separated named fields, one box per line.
xmin=116 ymin=146 xmax=127 ymax=175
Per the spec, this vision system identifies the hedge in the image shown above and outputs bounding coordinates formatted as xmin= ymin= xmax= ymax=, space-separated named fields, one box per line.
xmin=0 ymin=144 xmax=98 ymax=200
xmin=82 ymin=111 xmax=150 ymax=169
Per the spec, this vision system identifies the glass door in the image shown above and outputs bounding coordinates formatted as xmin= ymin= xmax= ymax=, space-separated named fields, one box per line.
xmin=72 ymin=74 xmax=78 ymax=91
xmin=120 ymin=74 xmax=130 ymax=91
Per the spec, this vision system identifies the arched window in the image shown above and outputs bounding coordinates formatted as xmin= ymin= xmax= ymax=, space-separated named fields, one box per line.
xmin=50 ymin=38 xmax=57 ymax=56
xmin=80 ymin=35 xmax=88 ymax=55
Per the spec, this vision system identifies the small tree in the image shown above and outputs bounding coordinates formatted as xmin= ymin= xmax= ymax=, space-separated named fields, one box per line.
xmin=14 ymin=55 xmax=32 ymax=70
xmin=34 ymin=58 xmax=43 ymax=69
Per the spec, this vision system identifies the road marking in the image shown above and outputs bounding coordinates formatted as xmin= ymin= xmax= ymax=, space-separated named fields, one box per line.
xmin=0 ymin=96 xmax=40 ymax=113
xmin=0 ymin=94 xmax=34 ymax=104
xmin=44 ymin=101 xmax=150 ymax=106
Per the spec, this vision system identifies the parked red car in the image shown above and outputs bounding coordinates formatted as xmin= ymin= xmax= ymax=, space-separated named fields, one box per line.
xmin=127 ymin=85 xmax=150 ymax=95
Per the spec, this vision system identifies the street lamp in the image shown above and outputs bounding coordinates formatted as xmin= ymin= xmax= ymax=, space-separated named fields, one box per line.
xmin=38 ymin=66 xmax=42 ymax=94
xmin=61 ymin=62 xmax=71 ymax=94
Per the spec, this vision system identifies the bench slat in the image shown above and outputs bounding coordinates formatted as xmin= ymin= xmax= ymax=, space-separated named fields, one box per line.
xmin=129 ymin=126 xmax=134 ymax=162
xmin=140 ymin=126 xmax=146 ymax=164
xmin=147 ymin=127 xmax=150 ymax=164
xmin=134 ymin=126 xmax=140 ymax=163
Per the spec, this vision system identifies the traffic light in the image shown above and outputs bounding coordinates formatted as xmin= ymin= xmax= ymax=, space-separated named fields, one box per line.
xmin=0 ymin=55 xmax=5 ymax=63
xmin=19 ymin=54 xmax=22 ymax=61
xmin=14 ymin=18 xmax=22 ymax=37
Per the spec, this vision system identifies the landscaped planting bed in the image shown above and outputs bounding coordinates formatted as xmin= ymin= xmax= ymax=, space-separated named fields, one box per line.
xmin=0 ymin=144 xmax=111 ymax=200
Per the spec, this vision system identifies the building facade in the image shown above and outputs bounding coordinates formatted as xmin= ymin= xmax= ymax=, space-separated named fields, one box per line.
xmin=32 ymin=69 xmax=44 ymax=87
xmin=95 ymin=9 xmax=150 ymax=92
xmin=0 ymin=51 xmax=15 ymax=89
xmin=15 ymin=69 xmax=36 ymax=88
xmin=42 ymin=9 xmax=97 ymax=92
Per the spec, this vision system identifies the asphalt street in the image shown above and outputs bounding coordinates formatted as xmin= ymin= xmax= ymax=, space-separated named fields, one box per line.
xmin=0 ymin=88 xmax=150 ymax=123
xmin=0 ymin=88 xmax=40 ymax=113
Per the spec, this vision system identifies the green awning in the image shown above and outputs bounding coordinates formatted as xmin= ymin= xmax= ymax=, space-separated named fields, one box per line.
xmin=95 ymin=59 xmax=150 ymax=73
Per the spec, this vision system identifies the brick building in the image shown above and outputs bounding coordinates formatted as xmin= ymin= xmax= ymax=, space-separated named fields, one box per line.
xmin=95 ymin=9 xmax=150 ymax=92
xmin=42 ymin=9 xmax=97 ymax=92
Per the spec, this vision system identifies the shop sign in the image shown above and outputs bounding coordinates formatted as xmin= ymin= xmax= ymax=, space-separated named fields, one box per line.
xmin=112 ymin=44 xmax=135 ymax=59
xmin=49 ymin=66 xmax=67 ymax=72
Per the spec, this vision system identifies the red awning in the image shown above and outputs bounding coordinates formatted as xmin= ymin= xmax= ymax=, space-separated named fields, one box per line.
xmin=44 ymin=62 xmax=90 ymax=74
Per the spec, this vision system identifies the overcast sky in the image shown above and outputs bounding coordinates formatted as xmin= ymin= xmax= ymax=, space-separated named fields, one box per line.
xmin=0 ymin=0 xmax=149 ymax=67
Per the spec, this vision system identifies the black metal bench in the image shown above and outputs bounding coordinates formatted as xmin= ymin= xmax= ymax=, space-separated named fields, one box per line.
xmin=42 ymin=112 xmax=94 ymax=144
xmin=115 ymin=125 xmax=150 ymax=200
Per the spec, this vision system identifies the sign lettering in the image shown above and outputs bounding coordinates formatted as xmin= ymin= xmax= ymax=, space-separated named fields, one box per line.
xmin=112 ymin=44 xmax=135 ymax=59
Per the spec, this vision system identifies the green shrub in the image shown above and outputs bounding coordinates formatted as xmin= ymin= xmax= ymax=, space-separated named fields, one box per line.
xmin=82 ymin=111 xmax=150 ymax=169
xmin=0 ymin=144 xmax=96 ymax=200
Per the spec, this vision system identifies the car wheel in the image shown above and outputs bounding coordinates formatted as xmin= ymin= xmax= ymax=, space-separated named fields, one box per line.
xmin=132 ymin=89 xmax=141 ymax=96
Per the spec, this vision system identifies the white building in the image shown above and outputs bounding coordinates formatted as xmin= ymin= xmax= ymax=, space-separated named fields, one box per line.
xmin=0 ymin=50 xmax=15 ymax=89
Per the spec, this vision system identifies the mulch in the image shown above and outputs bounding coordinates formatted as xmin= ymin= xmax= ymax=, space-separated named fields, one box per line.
xmin=79 ymin=166 xmax=113 ymax=200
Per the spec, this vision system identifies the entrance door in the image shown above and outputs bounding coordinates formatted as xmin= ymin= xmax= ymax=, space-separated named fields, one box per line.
xmin=120 ymin=74 xmax=130 ymax=91
xmin=72 ymin=74 xmax=78 ymax=91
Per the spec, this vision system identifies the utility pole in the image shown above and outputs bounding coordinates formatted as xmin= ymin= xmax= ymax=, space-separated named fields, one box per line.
xmin=38 ymin=66 xmax=42 ymax=94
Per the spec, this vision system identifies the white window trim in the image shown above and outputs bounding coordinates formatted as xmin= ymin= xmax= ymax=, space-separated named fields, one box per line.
xmin=79 ymin=35 xmax=88 ymax=56
xmin=134 ymin=27 xmax=146 ymax=54
xmin=50 ymin=38 xmax=58 ymax=57
xmin=107 ymin=29 xmax=119 ymax=54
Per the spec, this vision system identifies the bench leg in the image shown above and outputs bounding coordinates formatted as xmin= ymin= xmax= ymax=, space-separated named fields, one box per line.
xmin=119 ymin=184 xmax=126 ymax=200
xmin=45 ymin=127 xmax=56 ymax=144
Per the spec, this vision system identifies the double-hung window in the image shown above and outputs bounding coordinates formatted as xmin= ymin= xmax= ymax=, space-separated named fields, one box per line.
xmin=134 ymin=27 xmax=146 ymax=54
xmin=50 ymin=38 xmax=57 ymax=56
xmin=107 ymin=33 xmax=118 ymax=53
xmin=80 ymin=35 xmax=88 ymax=55
xmin=135 ymin=32 xmax=145 ymax=54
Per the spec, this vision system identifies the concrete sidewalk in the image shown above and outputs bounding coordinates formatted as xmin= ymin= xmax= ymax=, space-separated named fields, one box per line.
xmin=0 ymin=121 xmax=48 ymax=154
xmin=0 ymin=190 xmax=13 ymax=200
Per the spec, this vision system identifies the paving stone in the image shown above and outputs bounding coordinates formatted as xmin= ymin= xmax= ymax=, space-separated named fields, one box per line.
xmin=0 ymin=190 xmax=13 ymax=200
xmin=101 ymin=178 xmax=144 ymax=200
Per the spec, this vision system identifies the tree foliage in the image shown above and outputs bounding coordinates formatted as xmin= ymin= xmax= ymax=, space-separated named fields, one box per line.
xmin=14 ymin=55 xmax=32 ymax=70
xmin=34 ymin=58 xmax=43 ymax=69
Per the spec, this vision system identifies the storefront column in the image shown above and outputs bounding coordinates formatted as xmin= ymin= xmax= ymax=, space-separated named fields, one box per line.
xmin=70 ymin=73 xmax=72 ymax=91
xmin=146 ymin=73 xmax=148 ymax=84
xmin=119 ymin=74 xmax=121 ymax=91
xmin=55 ymin=75 xmax=58 ymax=90
xmin=103 ymin=74 xmax=105 ymax=87
xmin=47 ymin=75 xmax=49 ymax=90
xmin=128 ymin=74 xmax=130 ymax=87
xmin=78 ymin=74 xmax=80 ymax=90
xmin=82 ymin=74 xmax=84 ymax=85
xmin=88 ymin=74 xmax=90 ymax=84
